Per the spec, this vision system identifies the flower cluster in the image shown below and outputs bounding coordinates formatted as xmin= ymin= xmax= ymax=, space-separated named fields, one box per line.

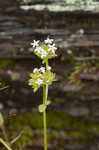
xmin=29 ymin=38 xmax=56 ymax=92
xmin=29 ymin=66 xmax=55 ymax=92
xmin=31 ymin=38 xmax=57 ymax=63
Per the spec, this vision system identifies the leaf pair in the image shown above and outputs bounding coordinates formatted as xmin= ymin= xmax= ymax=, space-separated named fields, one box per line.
xmin=38 ymin=100 xmax=51 ymax=112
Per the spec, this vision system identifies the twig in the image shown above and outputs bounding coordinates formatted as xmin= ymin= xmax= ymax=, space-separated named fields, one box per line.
xmin=0 ymin=138 xmax=12 ymax=150
xmin=10 ymin=130 xmax=24 ymax=144
xmin=0 ymin=86 xmax=8 ymax=91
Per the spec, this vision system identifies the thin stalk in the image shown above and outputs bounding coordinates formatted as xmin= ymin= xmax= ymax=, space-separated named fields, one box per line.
xmin=43 ymin=85 xmax=47 ymax=150
xmin=43 ymin=60 xmax=49 ymax=150
xmin=45 ymin=84 xmax=48 ymax=104
xmin=45 ymin=60 xmax=49 ymax=104
xmin=0 ymin=138 xmax=12 ymax=150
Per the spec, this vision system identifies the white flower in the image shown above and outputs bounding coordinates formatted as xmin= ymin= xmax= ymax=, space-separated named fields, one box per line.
xmin=48 ymin=44 xmax=57 ymax=53
xmin=41 ymin=50 xmax=47 ymax=58
xmin=35 ymin=47 xmax=42 ymax=54
xmin=45 ymin=38 xmax=54 ymax=44
xmin=49 ymin=44 xmax=57 ymax=50
xmin=31 ymin=40 xmax=39 ymax=48
xmin=33 ymin=68 xmax=38 ymax=73
xmin=35 ymin=78 xmax=43 ymax=85
xmin=39 ymin=67 xmax=45 ymax=73
xmin=35 ymin=46 xmax=47 ymax=58
xmin=47 ymin=66 xmax=51 ymax=70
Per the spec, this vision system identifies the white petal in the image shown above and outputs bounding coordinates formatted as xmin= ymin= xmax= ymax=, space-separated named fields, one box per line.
xmin=45 ymin=38 xmax=54 ymax=44
xmin=31 ymin=40 xmax=39 ymax=48
xmin=39 ymin=67 xmax=45 ymax=73
xmin=47 ymin=66 xmax=51 ymax=70
xmin=33 ymin=68 xmax=38 ymax=73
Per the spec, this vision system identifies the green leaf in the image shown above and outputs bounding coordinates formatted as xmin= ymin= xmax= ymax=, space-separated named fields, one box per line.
xmin=0 ymin=113 xmax=4 ymax=127
xmin=38 ymin=104 xmax=47 ymax=113
xmin=46 ymin=100 xmax=51 ymax=106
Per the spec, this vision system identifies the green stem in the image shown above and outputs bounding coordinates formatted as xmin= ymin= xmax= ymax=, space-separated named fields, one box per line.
xmin=43 ymin=85 xmax=47 ymax=150
xmin=43 ymin=59 xmax=49 ymax=150
xmin=45 ymin=60 xmax=49 ymax=104
xmin=45 ymin=84 xmax=48 ymax=105
xmin=0 ymin=138 xmax=12 ymax=150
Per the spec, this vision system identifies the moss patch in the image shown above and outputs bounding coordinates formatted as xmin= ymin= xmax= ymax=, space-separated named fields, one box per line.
xmin=1 ymin=111 xmax=99 ymax=149
xmin=0 ymin=59 xmax=15 ymax=69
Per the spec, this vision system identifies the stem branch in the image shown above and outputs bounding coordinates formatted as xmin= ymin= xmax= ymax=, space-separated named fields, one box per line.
xmin=0 ymin=138 xmax=12 ymax=150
